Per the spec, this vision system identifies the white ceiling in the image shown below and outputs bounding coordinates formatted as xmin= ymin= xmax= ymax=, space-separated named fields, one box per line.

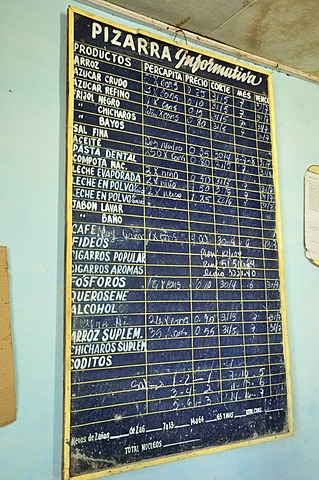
xmin=99 ymin=0 xmax=319 ymax=81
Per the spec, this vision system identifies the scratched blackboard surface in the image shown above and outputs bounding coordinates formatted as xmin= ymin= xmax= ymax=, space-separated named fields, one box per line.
xmin=64 ymin=7 xmax=292 ymax=479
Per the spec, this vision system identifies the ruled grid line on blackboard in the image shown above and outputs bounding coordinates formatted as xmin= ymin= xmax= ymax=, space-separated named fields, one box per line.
xmin=71 ymin=170 xmax=274 ymax=198
xmin=71 ymin=382 xmax=287 ymax=414
xmin=72 ymin=132 xmax=271 ymax=164
xmin=141 ymin=56 xmax=150 ymax=416
xmin=70 ymin=254 xmax=279 ymax=265
xmin=71 ymin=341 xmax=284 ymax=352
xmin=71 ymin=378 xmax=287 ymax=401
xmin=71 ymin=359 xmax=286 ymax=378
xmin=183 ymin=74 xmax=197 ymax=408
xmin=110 ymin=433 xmax=129 ymax=439
xmin=211 ymin=81 xmax=226 ymax=411
xmin=72 ymin=210 xmax=276 ymax=227
xmin=73 ymin=258 xmax=279 ymax=270
xmin=71 ymin=203 xmax=276 ymax=221
xmin=72 ymin=135 xmax=270 ymax=163
xmin=71 ymin=370 xmax=285 ymax=391
xmin=71 ymin=231 xmax=277 ymax=252
xmin=163 ymin=439 xmax=201 ymax=448
xmin=70 ymin=336 xmax=284 ymax=351
xmin=71 ymin=192 xmax=276 ymax=214
xmin=231 ymin=87 xmax=248 ymax=404
xmin=71 ymin=252 xmax=279 ymax=261
xmin=71 ymin=225 xmax=277 ymax=247
xmin=70 ymin=263 xmax=279 ymax=269
xmin=71 ymin=276 xmax=279 ymax=283
xmin=70 ymin=388 xmax=288 ymax=428
xmin=145 ymin=427 xmax=162 ymax=433
xmin=71 ymin=310 xmax=281 ymax=321
xmin=73 ymin=102 xmax=270 ymax=142
xmin=73 ymin=146 xmax=271 ymax=174
xmin=70 ymin=309 xmax=282 ymax=319
xmin=71 ymin=373 xmax=286 ymax=402
xmin=70 ymin=297 xmax=280 ymax=304
xmin=70 ymin=361 xmax=285 ymax=375
xmin=71 ymin=200 xmax=276 ymax=218
xmin=254 ymin=97 xmax=275 ymax=399
xmin=70 ymin=356 xmax=285 ymax=372
xmin=72 ymin=135 xmax=271 ymax=159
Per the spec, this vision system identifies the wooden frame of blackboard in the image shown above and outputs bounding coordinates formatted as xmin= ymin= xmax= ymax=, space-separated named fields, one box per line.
xmin=63 ymin=6 xmax=293 ymax=480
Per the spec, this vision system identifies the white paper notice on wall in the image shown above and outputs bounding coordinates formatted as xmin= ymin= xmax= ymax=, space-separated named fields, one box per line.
xmin=305 ymin=166 xmax=319 ymax=266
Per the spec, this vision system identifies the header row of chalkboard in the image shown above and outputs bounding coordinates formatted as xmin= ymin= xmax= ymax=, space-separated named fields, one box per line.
xmin=74 ymin=13 xmax=269 ymax=92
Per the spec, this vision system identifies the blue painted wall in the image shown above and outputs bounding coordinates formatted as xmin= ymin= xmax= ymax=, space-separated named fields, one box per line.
xmin=1 ymin=1 xmax=318 ymax=479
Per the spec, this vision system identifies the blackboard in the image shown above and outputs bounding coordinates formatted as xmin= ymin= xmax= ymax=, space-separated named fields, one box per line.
xmin=64 ymin=7 xmax=292 ymax=479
